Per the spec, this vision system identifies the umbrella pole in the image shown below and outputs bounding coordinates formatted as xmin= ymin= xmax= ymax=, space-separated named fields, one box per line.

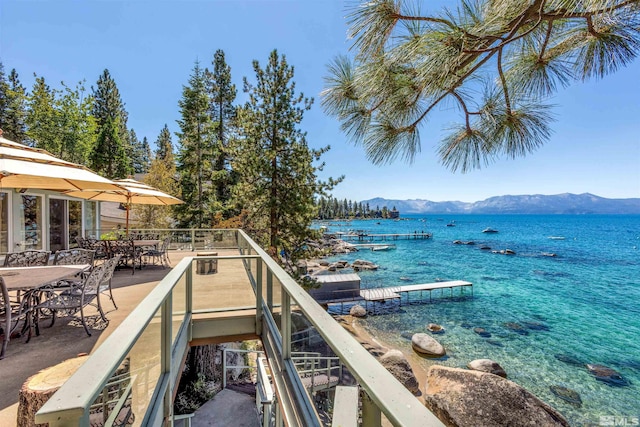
xmin=126 ymin=205 xmax=130 ymax=236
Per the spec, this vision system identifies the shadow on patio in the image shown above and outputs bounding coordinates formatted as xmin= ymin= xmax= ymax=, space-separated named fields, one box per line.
xmin=0 ymin=250 xmax=206 ymax=426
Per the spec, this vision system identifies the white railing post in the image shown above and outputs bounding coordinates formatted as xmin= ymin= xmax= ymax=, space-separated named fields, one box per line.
xmin=256 ymin=261 xmax=263 ymax=337
xmin=361 ymin=391 xmax=382 ymax=427
xmin=162 ymin=294 xmax=173 ymax=421
xmin=281 ymin=291 xmax=291 ymax=361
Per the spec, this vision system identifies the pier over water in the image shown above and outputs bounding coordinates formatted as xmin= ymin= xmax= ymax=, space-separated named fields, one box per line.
xmin=333 ymin=232 xmax=433 ymax=242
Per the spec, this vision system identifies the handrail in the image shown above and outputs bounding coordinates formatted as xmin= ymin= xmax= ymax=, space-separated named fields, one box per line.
xmin=36 ymin=257 xmax=193 ymax=425
xmin=36 ymin=228 xmax=444 ymax=427
xmin=236 ymin=229 xmax=444 ymax=427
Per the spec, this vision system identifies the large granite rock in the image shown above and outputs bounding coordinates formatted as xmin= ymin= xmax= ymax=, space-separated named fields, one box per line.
xmin=586 ymin=364 xmax=630 ymax=386
xmin=424 ymin=366 xmax=570 ymax=427
xmin=379 ymin=350 xmax=420 ymax=395
xmin=467 ymin=359 xmax=507 ymax=378
xmin=411 ymin=333 xmax=446 ymax=358
xmin=349 ymin=304 xmax=367 ymax=318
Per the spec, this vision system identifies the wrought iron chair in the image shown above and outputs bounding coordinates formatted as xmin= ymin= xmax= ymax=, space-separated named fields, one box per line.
xmin=76 ymin=237 xmax=109 ymax=262
xmin=0 ymin=278 xmax=11 ymax=359
xmin=38 ymin=262 xmax=107 ymax=336
xmin=98 ymin=255 xmax=121 ymax=311
xmin=3 ymin=250 xmax=51 ymax=267
xmin=53 ymin=248 xmax=96 ymax=267
xmin=106 ymin=240 xmax=142 ymax=275
xmin=143 ymin=236 xmax=171 ymax=268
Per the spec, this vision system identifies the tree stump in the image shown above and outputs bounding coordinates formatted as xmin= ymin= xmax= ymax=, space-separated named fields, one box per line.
xmin=17 ymin=355 xmax=88 ymax=427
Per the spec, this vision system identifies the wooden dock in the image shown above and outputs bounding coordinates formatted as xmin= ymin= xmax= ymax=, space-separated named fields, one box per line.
xmin=359 ymin=280 xmax=473 ymax=304
xmin=336 ymin=232 xmax=432 ymax=242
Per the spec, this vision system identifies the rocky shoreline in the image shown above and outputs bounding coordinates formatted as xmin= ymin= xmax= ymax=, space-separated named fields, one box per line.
xmin=306 ymin=234 xmax=573 ymax=425
xmin=334 ymin=313 xmax=571 ymax=426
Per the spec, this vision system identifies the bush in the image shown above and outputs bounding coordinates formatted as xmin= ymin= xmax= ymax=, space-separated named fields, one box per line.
xmin=174 ymin=373 xmax=215 ymax=415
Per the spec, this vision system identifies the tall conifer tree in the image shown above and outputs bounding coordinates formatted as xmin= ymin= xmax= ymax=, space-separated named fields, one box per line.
xmin=0 ymin=63 xmax=7 ymax=131
xmin=233 ymin=50 xmax=340 ymax=260
xmin=91 ymin=69 xmax=131 ymax=178
xmin=134 ymin=127 xmax=178 ymax=228
xmin=156 ymin=124 xmax=173 ymax=162
xmin=57 ymin=81 xmax=97 ymax=164
xmin=0 ymin=68 xmax=28 ymax=143
xmin=26 ymin=75 xmax=60 ymax=152
xmin=130 ymin=129 xmax=150 ymax=173
xmin=176 ymin=61 xmax=215 ymax=228
xmin=207 ymin=50 xmax=237 ymax=217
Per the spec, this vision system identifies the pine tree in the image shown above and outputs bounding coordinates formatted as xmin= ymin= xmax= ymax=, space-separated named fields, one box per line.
xmin=129 ymin=129 xmax=150 ymax=173
xmin=232 ymin=50 xmax=340 ymax=260
xmin=1 ymin=68 xmax=28 ymax=143
xmin=323 ymin=0 xmax=640 ymax=172
xmin=175 ymin=61 xmax=215 ymax=228
xmin=0 ymin=63 xmax=7 ymax=131
xmin=57 ymin=81 xmax=97 ymax=165
xmin=156 ymin=124 xmax=173 ymax=161
xmin=26 ymin=75 xmax=60 ymax=153
xmin=91 ymin=69 xmax=131 ymax=178
xmin=134 ymin=127 xmax=178 ymax=228
xmin=207 ymin=50 xmax=238 ymax=218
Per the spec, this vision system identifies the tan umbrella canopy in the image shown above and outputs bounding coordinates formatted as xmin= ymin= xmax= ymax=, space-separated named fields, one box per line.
xmin=0 ymin=134 xmax=120 ymax=191
xmin=64 ymin=178 xmax=183 ymax=233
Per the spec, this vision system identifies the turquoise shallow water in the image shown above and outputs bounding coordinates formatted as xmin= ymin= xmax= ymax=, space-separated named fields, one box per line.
xmin=319 ymin=215 xmax=640 ymax=426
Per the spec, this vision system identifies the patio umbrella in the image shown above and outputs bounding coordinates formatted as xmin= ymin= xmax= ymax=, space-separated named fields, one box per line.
xmin=0 ymin=135 xmax=120 ymax=191
xmin=64 ymin=178 xmax=183 ymax=233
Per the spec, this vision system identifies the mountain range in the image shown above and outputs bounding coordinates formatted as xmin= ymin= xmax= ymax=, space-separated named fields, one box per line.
xmin=362 ymin=193 xmax=640 ymax=215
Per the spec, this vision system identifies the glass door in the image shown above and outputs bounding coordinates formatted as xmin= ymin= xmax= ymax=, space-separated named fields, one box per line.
xmin=49 ymin=198 xmax=67 ymax=252
xmin=20 ymin=194 xmax=43 ymax=250
xmin=69 ymin=200 xmax=82 ymax=248
xmin=0 ymin=192 xmax=8 ymax=253
xmin=50 ymin=199 xmax=84 ymax=251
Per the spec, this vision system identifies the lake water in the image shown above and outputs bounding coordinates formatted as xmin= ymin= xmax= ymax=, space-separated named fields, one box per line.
xmin=318 ymin=214 xmax=640 ymax=426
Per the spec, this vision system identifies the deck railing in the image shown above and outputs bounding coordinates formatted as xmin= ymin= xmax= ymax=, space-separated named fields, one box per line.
xmin=36 ymin=229 xmax=444 ymax=427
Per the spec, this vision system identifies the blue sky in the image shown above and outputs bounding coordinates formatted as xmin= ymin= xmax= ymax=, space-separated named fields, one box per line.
xmin=2 ymin=0 xmax=639 ymax=202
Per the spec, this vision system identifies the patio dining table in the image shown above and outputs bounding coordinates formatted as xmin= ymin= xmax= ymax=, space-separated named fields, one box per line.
xmin=0 ymin=264 xmax=91 ymax=342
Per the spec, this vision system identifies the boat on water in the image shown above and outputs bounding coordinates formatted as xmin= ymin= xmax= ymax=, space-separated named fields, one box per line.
xmin=483 ymin=227 xmax=499 ymax=233
xmin=446 ymin=221 xmax=456 ymax=227
xmin=371 ymin=245 xmax=394 ymax=251
xmin=548 ymin=236 xmax=566 ymax=240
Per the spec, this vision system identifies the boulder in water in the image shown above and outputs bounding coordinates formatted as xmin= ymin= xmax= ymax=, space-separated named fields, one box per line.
xmin=467 ymin=359 xmax=507 ymax=378
xmin=522 ymin=321 xmax=550 ymax=331
xmin=424 ymin=366 xmax=570 ymax=427
xmin=473 ymin=327 xmax=492 ymax=338
xmin=352 ymin=259 xmax=379 ymax=270
xmin=349 ymin=304 xmax=367 ymax=318
xmin=549 ymin=385 xmax=582 ymax=406
xmin=586 ymin=364 xmax=630 ymax=387
xmin=411 ymin=333 xmax=446 ymax=358
xmin=503 ymin=322 xmax=529 ymax=335
xmin=427 ymin=323 xmax=445 ymax=334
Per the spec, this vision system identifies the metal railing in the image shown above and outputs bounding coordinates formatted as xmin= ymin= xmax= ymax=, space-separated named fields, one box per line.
xmin=89 ymin=228 xmax=238 ymax=251
xmin=36 ymin=229 xmax=444 ymax=427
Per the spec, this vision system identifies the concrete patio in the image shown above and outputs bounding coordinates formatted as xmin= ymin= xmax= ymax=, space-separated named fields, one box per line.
xmin=0 ymin=249 xmax=253 ymax=426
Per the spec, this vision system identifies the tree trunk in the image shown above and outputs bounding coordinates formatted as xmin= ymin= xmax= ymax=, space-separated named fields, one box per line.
xmin=18 ymin=355 xmax=88 ymax=427
xmin=187 ymin=344 xmax=219 ymax=382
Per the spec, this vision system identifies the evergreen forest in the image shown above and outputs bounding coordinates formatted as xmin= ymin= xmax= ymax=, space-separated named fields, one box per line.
xmin=0 ymin=50 xmax=341 ymax=264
